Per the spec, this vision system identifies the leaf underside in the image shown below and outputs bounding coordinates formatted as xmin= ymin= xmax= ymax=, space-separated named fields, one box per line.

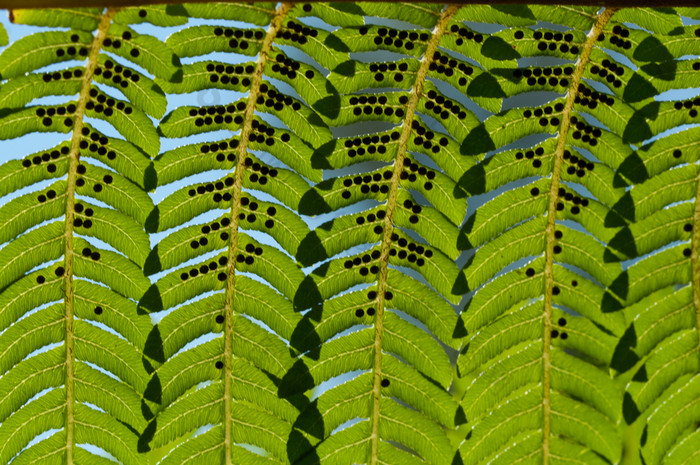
xmin=0 ymin=3 xmax=698 ymax=465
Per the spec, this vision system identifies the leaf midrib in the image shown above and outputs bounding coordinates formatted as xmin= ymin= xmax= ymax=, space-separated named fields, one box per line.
xmin=62 ymin=9 xmax=118 ymax=463
xmin=368 ymin=6 xmax=459 ymax=463
xmin=540 ymin=8 xmax=618 ymax=464
xmin=220 ymin=4 xmax=292 ymax=465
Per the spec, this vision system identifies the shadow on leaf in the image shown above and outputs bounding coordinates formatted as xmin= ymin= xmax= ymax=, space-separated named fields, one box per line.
xmin=458 ymin=162 xmax=486 ymax=196
xmin=615 ymin=151 xmax=648 ymax=186
xmin=294 ymin=273 xmax=323 ymax=312
xmin=623 ymin=392 xmax=641 ymax=425
xmin=143 ymin=245 xmax=162 ymax=276
xmin=309 ymin=139 xmax=335 ymax=170
xmin=611 ymin=324 xmax=639 ymax=373
xmin=145 ymin=205 xmax=159 ymax=233
xmin=460 ymin=124 xmax=495 ymax=156
xmin=607 ymin=227 xmax=638 ymax=261
xmin=608 ymin=270 xmax=629 ymax=302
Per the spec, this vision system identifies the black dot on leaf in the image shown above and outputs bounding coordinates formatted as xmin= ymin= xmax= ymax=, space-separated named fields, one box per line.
xmin=684 ymin=223 xmax=692 ymax=232
xmin=381 ymin=379 xmax=390 ymax=387
xmin=552 ymin=286 xmax=560 ymax=295
xmin=215 ymin=361 xmax=224 ymax=369
xmin=553 ymin=245 xmax=562 ymax=254
xmin=551 ymin=329 xmax=559 ymax=338
xmin=684 ymin=248 xmax=692 ymax=257
xmin=526 ymin=268 xmax=535 ymax=277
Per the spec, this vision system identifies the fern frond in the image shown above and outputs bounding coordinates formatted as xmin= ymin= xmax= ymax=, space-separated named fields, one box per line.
xmin=0 ymin=4 xmax=697 ymax=465
xmin=449 ymin=5 xmax=635 ymax=465
xmin=142 ymin=3 xmax=343 ymax=463
xmin=598 ymin=23 xmax=700 ymax=464
xmin=289 ymin=5 xmax=470 ymax=464
xmin=0 ymin=6 xmax=169 ymax=462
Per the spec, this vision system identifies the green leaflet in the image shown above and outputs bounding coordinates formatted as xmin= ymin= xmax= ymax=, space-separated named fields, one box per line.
xmin=114 ymin=5 xmax=189 ymax=27
xmin=0 ymin=31 xmax=93 ymax=79
xmin=157 ymin=60 xmax=254 ymax=94
xmin=181 ymin=2 xmax=276 ymax=24
xmin=94 ymin=55 xmax=168 ymax=119
xmin=644 ymin=374 xmax=700 ymax=465
xmin=166 ymin=25 xmax=264 ymax=58
xmin=10 ymin=8 xmax=101 ymax=30
xmin=0 ymin=68 xmax=82 ymax=109
xmin=0 ymin=105 xmax=76 ymax=139
xmin=357 ymin=2 xmax=442 ymax=28
xmin=613 ymin=8 xmax=683 ymax=33
xmin=329 ymin=59 xmax=418 ymax=94
xmin=76 ymin=161 xmax=155 ymax=225
xmin=85 ymin=87 xmax=160 ymax=155
xmin=292 ymin=3 xmax=365 ymax=27
xmin=452 ymin=5 xmax=537 ymax=27
xmin=333 ymin=25 xmax=428 ymax=57
xmin=79 ymin=124 xmax=155 ymax=189
xmin=0 ymin=153 xmax=68 ymax=201
xmin=529 ymin=5 xmax=599 ymax=30
xmin=0 ymin=221 xmax=64 ymax=291
xmin=105 ymin=23 xmax=180 ymax=81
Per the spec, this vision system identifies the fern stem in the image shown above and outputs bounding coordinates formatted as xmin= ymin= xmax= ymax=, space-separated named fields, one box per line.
xmin=368 ymin=5 xmax=459 ymax=464
xmin=693 ymin=172 xmax=700 ymax=358
xmin=541 ymin=7 xmax=617 ymax=465
xmin=221 ymin=3 xmax=291 ymax=463
xmin=62 ymin=8 xmax=117 ymax=463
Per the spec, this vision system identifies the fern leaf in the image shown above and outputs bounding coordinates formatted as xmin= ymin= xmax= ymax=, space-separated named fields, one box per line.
xmin=114 ymin=5 xmax=189 ymax=27
xmin=0 ymin=4 xmax=696 ymax=465
xmin=11 ymin=7 xmax=102 ymax=30
xmin=603 ymin=25 xmax=700 ymax=456
xmin=357 ymin=2 xmax=442 ymax=28
xmin=290 ymin=5 xmax=471 ymax=464
xmin=142 ymin=3 xmax=339 ymax=463
xmin=180 ymin=2 xmax=276 ymax=24
xmin=451 ymin=6 xmax=634 ymax=465
xmin=294 ymin=3 xmax=365 ymax=27
xmin=0 ymin=7 xmax=165 ymax=463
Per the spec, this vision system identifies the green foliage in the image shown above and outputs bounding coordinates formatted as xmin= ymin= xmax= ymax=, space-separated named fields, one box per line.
xmin=0 ymin=3 xmax=698 ymax=465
